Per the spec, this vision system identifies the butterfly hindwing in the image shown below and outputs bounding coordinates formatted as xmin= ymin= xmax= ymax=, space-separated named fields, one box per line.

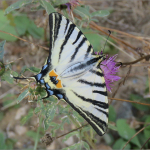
xmin=63 ymin=65 xmax=108 ymax=135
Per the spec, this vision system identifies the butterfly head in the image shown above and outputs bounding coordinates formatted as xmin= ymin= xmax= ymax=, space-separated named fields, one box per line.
xmin=95 ymin=51 xmax=106 ymax=62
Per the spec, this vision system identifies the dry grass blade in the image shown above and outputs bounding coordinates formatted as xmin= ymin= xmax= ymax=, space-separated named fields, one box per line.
xmin=140 ymin=137 xmax=150 ymax=150
xmin=116 ymin=55 xmax=150 ymax=66
xmin=97 ymin=25 xmax=150 ymax=46
xmin=109 ymin=97 xmax=150 ymax=107
xmin=0 ymin=30 xmax=49 ymax=50
xmin=90 ymin=22 xmax=136 ymax=50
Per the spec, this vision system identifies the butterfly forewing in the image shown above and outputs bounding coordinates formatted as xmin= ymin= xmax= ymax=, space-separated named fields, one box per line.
xmin=37 ymin=12 xmax=108 ymax=136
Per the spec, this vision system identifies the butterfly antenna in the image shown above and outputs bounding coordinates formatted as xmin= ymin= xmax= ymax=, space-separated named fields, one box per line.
xmin=102 ymin=30 xmax=111 ymax=53
xmin=13 ymin=76 xmax=27 ymax=80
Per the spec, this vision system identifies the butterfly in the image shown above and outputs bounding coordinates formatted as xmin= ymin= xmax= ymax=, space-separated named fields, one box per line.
xmin=33 ymin=12 xmax=108 ymax=136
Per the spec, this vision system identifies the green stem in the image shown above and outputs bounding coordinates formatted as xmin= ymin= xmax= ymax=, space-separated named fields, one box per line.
xmin=68 ymin=115 xmax=96 ymax=149
xmin=34 ymin=117 xmax=42 ymax=150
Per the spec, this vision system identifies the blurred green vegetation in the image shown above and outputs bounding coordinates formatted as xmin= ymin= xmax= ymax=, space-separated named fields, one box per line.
xmin=0 ymin=0 xmax=150 ymax=149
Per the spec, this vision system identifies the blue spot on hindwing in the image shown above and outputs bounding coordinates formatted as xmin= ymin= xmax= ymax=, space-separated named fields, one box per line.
xmin=36 ymin=73 xmax=42 ymax=81
xmin=42 ymin=64 xmax=48 ymax=70
xmin=47 ymin=90 xmax=54 ymax=96
xmin=45 ymin=83 xmax=51 ymax=89
xmin=40 ymin=79 xmax=45 ymax=84
xmin=56 ymin=94 xmax=63 ymax=99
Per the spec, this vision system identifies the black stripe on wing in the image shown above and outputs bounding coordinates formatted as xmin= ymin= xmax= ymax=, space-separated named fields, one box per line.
xmin=63 ymin=95 xmax=107 ymax=136
xmin=93 ymin=90 xmax=107 ymax=96
xmin=53 ymin=13 xmax=62 ymax=44
xmin=89 ymin=69 xmax=104 ymax=77
xmin=49 ymin=13 xmax=54 ymax=61
xmin=72 ymin=91 xmax=108 ymax=109
xmin=84 ymin=45 xmax=92 ymax=58
xmin=80 ymin=108 xmax=107 ymax=130
xmin=64 ymin=18 xmax=69 ymax=33
xmin=78 ymin=79 xmax=106 ymax=88
xmin=70 ymin=37 xmax=87 ymax=62
xmin=96 ymin=108 xmax=108 ymax=117
xmin=64 ymin=97 xmax=107 ymax=136
xmin=59 ymin=24 xmax=76 ymax=60
xmin=73 ymin=31 xmax=82 ymax=45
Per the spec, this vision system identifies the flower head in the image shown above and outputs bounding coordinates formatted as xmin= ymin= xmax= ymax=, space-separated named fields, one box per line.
xmin=95 ymin=52 xmax=121 ymax=92
xmin=64 ymin=0 xmax=79 ymax=13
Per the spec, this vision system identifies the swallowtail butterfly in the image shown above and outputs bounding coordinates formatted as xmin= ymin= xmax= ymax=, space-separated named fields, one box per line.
xmin=34 ymin=12 xmax=108 ymax=136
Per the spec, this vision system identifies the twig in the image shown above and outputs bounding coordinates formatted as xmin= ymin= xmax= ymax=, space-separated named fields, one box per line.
xmin=5 ymin=57 xmax=23 ymax=65
xmin=96 ymin=25 xmax=150 ymax=46
xmin=122 ymin=123 xmax=150 ymax=150
xmin=123 ymin=65 xmax=132 ymax=85
xmin=0 ymin=30 xmax=49 ymax=50
xmin=140 ymin=137 xmax=150 ymax=150
xmin=90 ymin=22 xmax=136 ymax=50
xmin=116 ymin=54 xmax=150 ymax=66
xmin=56 ymin=123 xmax=89 ymax=139
xmin=68 ymin=115 xmax=96 ymax=149
xmin=108 ymin=97 xmax=150 ymax=107
xmin=109 ymin=65 xmax=131 ymax=104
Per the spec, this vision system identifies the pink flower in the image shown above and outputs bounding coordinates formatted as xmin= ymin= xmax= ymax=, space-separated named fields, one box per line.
xmin=96 ymin=52 xmax=121 ymax=92
xmin=64 ymin=0 xmax=79 ymax=13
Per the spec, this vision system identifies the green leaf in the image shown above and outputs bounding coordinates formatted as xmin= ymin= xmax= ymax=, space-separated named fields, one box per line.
xmin=27 ymin=66 xmax=40 ymax=73
xmin=26 ymin=130 xmax=42 ymax=141
xmin=44 ymin=105 xmax=57 ymax=130
xmin=0 ymin=62 xmax=5 ymax=76
xmin=82 ymin=141 xmax=90 ymax=150
xmin=74 ymin=6 xmax=91 ymax=21
xmin=40 ymin=0 xmax=56 ymax=14
xmin=91 ymin=10 xmax=110 ymax=17
xmin=16 ymin=89 xmax=29 ymax=104
xmin=0 ymin=10 xmax=43 ymax=41
xmin=72 ymin=111 xmax=84 ymax=123
xmin=81 ymin=126 xmax=91 ymax=136
xmin=1 ymin=70 xmax=14 ymax=84
xmin=113 ymin=138 xmax=131 ymax=150
xmin=14 ymin=16 xmax=30 ymax=35
xmin=34 ymin=107 xmax=42 ymax=114
xmin=63 ymin=131 xmax=79 ymax=142
xmin=11 ymin=70 xmax=18 ymax=77
xmin=49 ymin=122 xmax=60 ymax=137
xmin=144 ymin=116 xmax=150 ymax=139
xmin=116 ymin=119 xmax=141 ymax=147
xmin=108 ymin=123 xmax=117 ymax=131
xmin=60 ymin=117 xmax=70 ymax=130
xmin=21 ymin=109 xmax=34 ymax=125
xmin=27 ymin=20 xmax=44 ymax=39
xmin=31 ymin=5 xmax=44 ymax=11
xmin=108 ymin=105 xmax=116 ymax=122
xmin=5 ymin=0 xmax=34 ymax=15
xmin=130 ymin=94 xmax=149 ymax=111
xmin=83 ymin=29 xmax=103 ymax=51
xmin=0 ymin=132 xmax=6 ymax=149
xmin=0 ymin=40 xmax=6 ymax=62
xmin=53 ymin=0 xmax=70 ymax=6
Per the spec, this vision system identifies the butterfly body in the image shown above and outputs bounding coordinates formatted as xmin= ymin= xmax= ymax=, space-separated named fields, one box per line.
xmin=34 ymin=12 xmax=108 ymax=136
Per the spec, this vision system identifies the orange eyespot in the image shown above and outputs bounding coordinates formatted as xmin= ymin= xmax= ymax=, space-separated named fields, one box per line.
xmin=56 ymin=79 xmax=63 ymax=88
xmin=49 ymin=70 xmax=63 ymax=88
xmin=49 ymin=70 xmax=58 ymax=77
